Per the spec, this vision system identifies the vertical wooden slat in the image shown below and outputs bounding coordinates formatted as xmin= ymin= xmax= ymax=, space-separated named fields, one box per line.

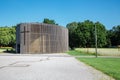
xmin=17 ymin=23 xmax=68 ymax=54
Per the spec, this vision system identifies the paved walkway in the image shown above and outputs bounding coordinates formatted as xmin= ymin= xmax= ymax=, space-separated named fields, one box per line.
xmin=0 ymin=53 xmax=115 ymax=80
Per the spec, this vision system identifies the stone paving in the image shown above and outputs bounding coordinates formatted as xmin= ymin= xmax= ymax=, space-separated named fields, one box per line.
xmin=0 ymin=53 xmax=115 ymax=80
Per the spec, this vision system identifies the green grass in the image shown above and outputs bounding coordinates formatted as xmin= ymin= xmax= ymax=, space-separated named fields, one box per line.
xmin=67 ymin=49 xmax=95 ymax=56
xmin=77 ymin=58 xmax=120 ymax=80
xmin=0 ymin=48 xmax=6 ymax=53
xmin=0 ymin=47 xmax=15 ymax=53
xmin=67 ymin=49 xmax=120 ymax=79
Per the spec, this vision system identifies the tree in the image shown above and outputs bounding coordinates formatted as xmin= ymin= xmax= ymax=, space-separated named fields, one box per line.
xmin=66 ymin=20 xmax=107 ymax=48
xmin=0 ymin=26 xmax=16 ymax=47
xmin=106 ymin=30 xmax=112 ymax=47
xmin=0 ymin=27 xmax=10 ymax=46
xmin=108 ymin=25 xmax=120 ymax=46
xmin=76 ymin=20 xmax=95 ymax=47
xmin=9 ymin=27 xmax=16 ymax=47
xmin=95 ymin=22 xmax=107 ymax=47
xmin=66 ymin=22 xmax=78 ymax=49
xmin=43 ymin=18 xmax=58 ymax=25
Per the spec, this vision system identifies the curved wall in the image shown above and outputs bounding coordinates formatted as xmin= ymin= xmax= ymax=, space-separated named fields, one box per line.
xmin=16 ymin=23 xmax=68 ymax=53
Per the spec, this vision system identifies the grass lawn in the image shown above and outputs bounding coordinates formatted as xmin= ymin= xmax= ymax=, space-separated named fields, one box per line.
xmin=0 ymin=47 xmax=15 ymax=53
xmin=67 ymin=49 xmax=95 ymax=56
xmin=77 ymin=58 xmax=120 ymax=80
xmin=0 ymin=48 xmax=6 ymax=53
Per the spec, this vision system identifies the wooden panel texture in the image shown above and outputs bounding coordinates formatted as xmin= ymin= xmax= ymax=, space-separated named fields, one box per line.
xmin=16 ymin=23 xmax=68 ymax=54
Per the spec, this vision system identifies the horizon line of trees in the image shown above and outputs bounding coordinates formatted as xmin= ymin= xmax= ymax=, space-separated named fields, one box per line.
xmin=66 ymin=20 xmax=120 ymax=49
xmin=0 ymin=18 xmax=120 ymax=49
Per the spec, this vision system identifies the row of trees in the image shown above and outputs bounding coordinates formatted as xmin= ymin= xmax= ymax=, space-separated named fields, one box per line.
xmin=66 ymin=20 xmax=120 ymax=49
xmin=0 ymin=18 xmax=120 ymax=48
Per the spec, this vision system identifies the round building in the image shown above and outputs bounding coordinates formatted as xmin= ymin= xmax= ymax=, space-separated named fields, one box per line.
xmin=16 ymin=23 xmax=68 ymax=53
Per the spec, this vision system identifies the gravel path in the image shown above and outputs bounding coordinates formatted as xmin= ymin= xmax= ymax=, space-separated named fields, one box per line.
xmin=0 ymin=53 xmax=115 ymax=80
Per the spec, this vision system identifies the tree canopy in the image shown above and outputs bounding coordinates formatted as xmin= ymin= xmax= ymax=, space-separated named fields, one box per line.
xmin=43 ymin=18 xmax=58 ymax=25
xmin=67 ymin=20 xmax=120 ymax=49
xmin=0 ymin=26 xmax=16 ymax=47
xmin=107 ymin=25 xmax=120 ymax=46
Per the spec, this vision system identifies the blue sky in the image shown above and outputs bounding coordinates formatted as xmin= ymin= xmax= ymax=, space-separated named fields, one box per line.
xmin=0 ymin=0 xmax=120 ymax=30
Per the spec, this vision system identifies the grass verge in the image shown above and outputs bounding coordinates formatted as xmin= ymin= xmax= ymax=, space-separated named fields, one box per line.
xmin=77 ymin=58 xmax=120 ymax=80
xmin=67 ymin=49 xmax=95 ymax=56
xmin=0 ymin=48 xmax=6 ymax=53
xmin=0 ymin=47 xmax=16 ymax=53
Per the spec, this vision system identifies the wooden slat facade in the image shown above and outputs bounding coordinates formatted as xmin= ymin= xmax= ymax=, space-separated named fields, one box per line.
xmin=16 ymin=23 xmax=68 ymax=54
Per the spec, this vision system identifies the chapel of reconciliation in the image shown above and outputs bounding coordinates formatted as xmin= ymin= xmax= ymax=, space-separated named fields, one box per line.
xmin=16 ymin=23 xmax=68 ymax=54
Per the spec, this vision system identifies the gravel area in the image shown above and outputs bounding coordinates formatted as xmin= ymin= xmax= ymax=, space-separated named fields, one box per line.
xmin=0 ymin=53 xmax=115 ymax=80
